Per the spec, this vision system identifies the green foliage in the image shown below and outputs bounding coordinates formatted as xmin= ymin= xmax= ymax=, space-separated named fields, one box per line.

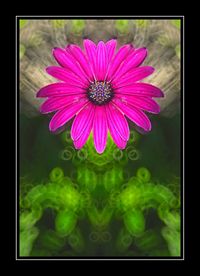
xmin=20 ymin=160 xmax=180 ymax=256
xmin=68 ymin=228 xmax=85 ymax=252
xmin=158 ymin=209 xmax=180 ymax=231
xmin=20 ymin=227 xmax=39 ymax=256
xmin=162 ymin=227 xmax=180 ymax=256
xmin=20 ymin=209 xmax=42 ymax=230
xmin=87 ymin=206 xmax=113 ymax=229
xmin=71 ymin=20 xmax=85 ymax=34
xmin=171 ymin=20 xmax=181 ymax=29
xmin=77 ymin=166 xmax=97 ymax=191
xmin=19 ymin=19 xmax=28 ymax=28
xmin=124 ymin=209 xmax=145 ymax=237
xmin=116 ymin=228 xmax=133 ymax=252
xmin=136 ymin=167 xmax=151 ymax=182
xmin=51 ymin=20 xmax=66 ymax=28
xmin=49 ymin=167 xmax=64 ymax=183
xmin=118 ymin=185 xmax=140 ymax=212
xmin=115 ymin=20 xmax=129 ymax=34
xmin=80 ymin=133 xmax=118 ymax=168
xmin=39 ymin=230 xmax=65 ymax=251
xmin=135 ymin=230 xmax=162 ymax=251
xmin=134 ymin=20 xmax=150 ymax=28
xmin=20 ymin=114 xmax=181 ymax=257
xmin=103 ymin=167 xmax=124 ymax=191
xmin=55 ymin=210 xmax=77 ymax=237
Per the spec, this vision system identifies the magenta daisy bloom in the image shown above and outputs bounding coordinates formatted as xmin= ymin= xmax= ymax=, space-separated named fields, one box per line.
xmin=37 ymin=39 xmax=164 ymax=154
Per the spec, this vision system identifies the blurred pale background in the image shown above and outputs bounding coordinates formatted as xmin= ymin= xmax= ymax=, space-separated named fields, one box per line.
xmin=19 ymin=19 xmax=180 ymax=118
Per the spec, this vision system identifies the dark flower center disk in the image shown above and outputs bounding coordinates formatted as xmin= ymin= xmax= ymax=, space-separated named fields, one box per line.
xmin=87 ymin=81 xmax=113 ymax=106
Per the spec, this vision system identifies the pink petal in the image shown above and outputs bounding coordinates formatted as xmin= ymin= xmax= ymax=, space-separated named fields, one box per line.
xmin=40 ymin=95 xmax=85 ymax=114
xmin=106 ymin=103 xmax=127 ymax=149
xmin=53 ymin=48 xmax=88 ymax=82
xmin=49 ymin=100 xmax=89 ymax=132
xmin=37 ymin=83 xmax=86 ymax=98
xmin=113 ymin=66 xmax=155 ymax=88
xmin=115 ymin=83 xmax=164 ymax=98
xmin=115 ymin=95 xmax=160 ymax=114
xmin=96 ymin=41 xmax=108 ymax=81
xmin=105 ymin=103 xmax=129 ymax=141
xmin=83 ymin=39 xmax=97 ymax=78
xmin=93 ymin=106 xmax=107 ymax=154
xmin=74 ymin=126 xmax=92 ymax=149
xmin=112 ymin=48 xmax=147 ymax=81
xmin=46 ymin=66 xmax=88 ymax=87
xmin=53 ymin=47 xmax=75 ymax=67
xmin=124 ymin=47 xmax=147 ymax=67
xmin=71 ymin=103 xmax=95 ymax=141
xmin=73 ymin=106 xmax=95 ymax=149
xmin=67 ymin=44 xmax=93 ymax=80
xmin=106 ymin=39 xmax=117 ymax=63
xmin=108 ymin=126 xmax=127 ymax=149
xmin=112 ymin=98 xmax=152 ymax=131
xmin=107 ymin=44 xmax=132 ymax=81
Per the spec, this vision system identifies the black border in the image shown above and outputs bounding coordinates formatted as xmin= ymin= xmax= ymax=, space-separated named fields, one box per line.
xmin=16 ymin=15 xmax=184 ymax=261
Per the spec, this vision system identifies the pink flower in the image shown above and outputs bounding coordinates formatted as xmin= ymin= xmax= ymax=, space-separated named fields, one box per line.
xmin=37 ymin=39 xmax=164 ymax=154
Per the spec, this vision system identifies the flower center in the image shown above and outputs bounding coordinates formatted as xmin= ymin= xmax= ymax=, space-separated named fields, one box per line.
xmin=87 ymin=81 xmax=113 ymax=106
